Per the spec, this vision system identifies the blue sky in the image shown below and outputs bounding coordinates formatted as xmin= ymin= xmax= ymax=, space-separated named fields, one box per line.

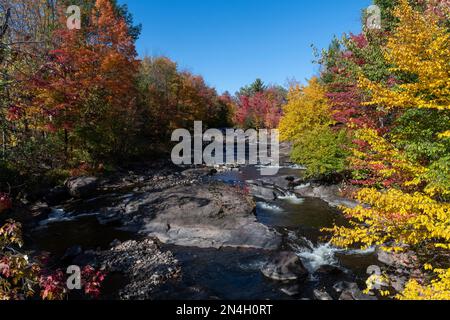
xmin=119 ymin=0 xmax=372 ymax=94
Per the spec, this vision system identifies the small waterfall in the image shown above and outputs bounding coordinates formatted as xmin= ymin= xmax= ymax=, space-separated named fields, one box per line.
xmin=286 ymin=232 xmax=374 ymax=273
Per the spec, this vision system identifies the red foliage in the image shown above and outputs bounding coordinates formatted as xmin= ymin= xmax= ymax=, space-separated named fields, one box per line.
xmin=234 ymin=88 xmax=285 ymax=129
xmin=39 ymin=265 xmax=107 ymax=300
xmin=39 ymin=270 xmax=67 ymax=300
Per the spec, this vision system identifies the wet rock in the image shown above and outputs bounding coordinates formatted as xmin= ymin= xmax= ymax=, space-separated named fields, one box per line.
xmin=96 ymin=239 xmax=181 ymax=300
xmin=333 ymin=281 xmax=359 ymax=293
xmin=248 ymin=183 xmax=277 ymax=201
xmin=280 ymin=285 xmax=300 ymax=297
xmin=45 ymin=186 xmax=71 ymax=205
xmin=294 ymin=184 xmax=358 ymax=208
xmin=313 ymin=289 xmax=333 ymax=300
xmin=30 ymin=201 xmax=51 ymax=217
xmin=334 ymin=282 xmax=377 ymax=301
xmin=66 ymin=176 xmax=99 ymax=198
xmin=62 ymin=245 xmax=83 ymax=260
xmin=258 ymin=176 xmax=294 ymax=190
xmin=315 ymin=265 xmax=345 ymax=276
xmin=122 ymin=183 xmax=281 ymax=250
xmin=261 ymin=252 xmax=308 ymax=281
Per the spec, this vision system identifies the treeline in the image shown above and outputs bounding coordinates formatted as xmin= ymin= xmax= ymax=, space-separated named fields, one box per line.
xmin=279 ymin=0 xmax=450 ymax=299
xmin=0 ymin=0 xmax=237 ymax=192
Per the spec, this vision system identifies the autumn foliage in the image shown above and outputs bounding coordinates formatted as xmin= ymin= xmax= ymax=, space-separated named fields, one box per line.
xmin=279 ymin=0 xmax=450 ymax=299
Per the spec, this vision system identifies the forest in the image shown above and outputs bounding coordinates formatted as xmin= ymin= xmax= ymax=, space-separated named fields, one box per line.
xmin=1 ymin=0 xmax=449 ymax=301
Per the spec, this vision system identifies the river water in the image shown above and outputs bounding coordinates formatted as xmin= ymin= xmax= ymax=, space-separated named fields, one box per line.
xmin=28 ymin=164 xmax=378 ymax=300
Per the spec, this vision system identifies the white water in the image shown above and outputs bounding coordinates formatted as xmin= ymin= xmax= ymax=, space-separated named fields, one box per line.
xmin=278 ymin=193 xmax=305 ymax=204
xmin=38 ymin=208 xmax=98 ymax=228
xmin=256 ymin=164 xmax=307 ymax=170
xmin=287 ymin=232 xmax=374 ymax=273
xmin=256 ymin=202 xmax=284 ymax=213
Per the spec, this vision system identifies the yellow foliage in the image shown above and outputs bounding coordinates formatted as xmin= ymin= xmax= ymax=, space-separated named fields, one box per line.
xmin=350 ymin=128 xmax=427 ymax=188
xmin=359 ymin=0 xmax=450 ymax=111
xmin=398 ymin=268 xmax=450 ymax=300
xmin=279 ymin=77 xmax=332 ymax=142
xmin=328 ymin=188 xmax=450 ymax=251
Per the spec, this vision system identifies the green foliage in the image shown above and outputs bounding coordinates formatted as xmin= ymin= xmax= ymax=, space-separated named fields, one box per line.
xmin=291 ymin=127 xmax=350 ymax=179
xmin=392 ymin=109 xmax=450 ymax=162
xmin=238 ymin=78 xmax=267 ymax=97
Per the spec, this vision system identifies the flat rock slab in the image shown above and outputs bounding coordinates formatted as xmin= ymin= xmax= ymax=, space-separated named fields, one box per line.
xmin=122 ymin=183 xmax=282 ymax=250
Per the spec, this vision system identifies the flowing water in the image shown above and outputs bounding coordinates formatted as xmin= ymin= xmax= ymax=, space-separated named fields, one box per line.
xmin=27 ymin=164 xmax=378 ymax=300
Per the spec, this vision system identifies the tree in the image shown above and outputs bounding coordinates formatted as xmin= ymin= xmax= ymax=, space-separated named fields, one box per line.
xmin=25 ymin=0 xmax=140 ymax=165
xmin=237 ymin=78 xmax=267 ymax=97
xmin=279 ymin=77 xmax=349 ymax=178
xmin=327 ymin=0 xmax=450 ymax=299
xmin=234 ymin=80 xmax=286 ymax=129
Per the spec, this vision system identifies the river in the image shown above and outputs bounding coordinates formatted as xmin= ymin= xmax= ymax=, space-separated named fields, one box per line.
xmin=26 ymin=163 xmax=378 ymax=300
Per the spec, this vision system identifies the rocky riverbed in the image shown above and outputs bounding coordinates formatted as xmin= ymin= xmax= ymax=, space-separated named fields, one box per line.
xmin=10 ymin=143 xmax=409 ymax=300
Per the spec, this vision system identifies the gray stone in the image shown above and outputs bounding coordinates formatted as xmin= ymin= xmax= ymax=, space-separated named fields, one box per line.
xmin=334 ymin=282 xmax=377 ymax=300
xmin=122 ymin=183 xmax=281 ymax=250
xmin=66 ymin=176 xmax=99 ymax=198
xmin=281 ymin=285 xmax=300 ymax=297
xmin=314 ymin=289 xmax=333 ymax=300
xmin=96 ymin=239 xmax=180 ymax=300
xmin=261 ymin=252 xmax=308 ymax=281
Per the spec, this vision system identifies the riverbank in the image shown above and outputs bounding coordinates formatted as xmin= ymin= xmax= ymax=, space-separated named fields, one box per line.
xmin=4 ymin=144 xmax=396 ymax=300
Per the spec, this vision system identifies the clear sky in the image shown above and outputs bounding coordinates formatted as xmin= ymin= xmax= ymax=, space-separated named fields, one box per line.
xmin=119 ymin=0 xmax=372 ymax=94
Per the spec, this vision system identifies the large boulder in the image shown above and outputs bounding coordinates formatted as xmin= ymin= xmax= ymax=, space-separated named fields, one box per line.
xmin=66 ymin=176 xmax=99 ymax=198
xmin=261 ymin=252 xmax=308 ymax=281
xmin=121 ymin=183 xmax=282 ymax=250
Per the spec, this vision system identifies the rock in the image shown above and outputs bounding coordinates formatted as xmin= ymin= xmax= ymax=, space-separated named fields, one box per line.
xmin=110 ymin=239 xmax=122 ymax=247
xmin=334 ymin=282 xmax=377 ymax=301
xmin=121 ymin=183 xmax=281 ymax=250
xmin=96 ymin=239 xmax=180 ymax=300
xmin=261 ymin=252 xmax=308 ymax=281
xmin=30 ymin=201 xmax=51 ymax=217
xmin=294 ymin=184 xmax=359 ymax=208
xmin=339 ymin=289 xmax=377 ymax=301
xmin=66 ymin=176 xmax=99 ymax=198
xmin=390 ymin=275 xmax=407 ymax=292
xmin=377 ymin=249 xmax=417 ymax=269
xmin=313 ymin=289 xmax=333 ymax=300
xmin=333 ymin=281 xmax=359 ymax=293
xmin=258 ymin=176 xmax=294 ymax=190
xmin=248 ymin=183 xmax=277 ymax=201
xmin=315 ymin=265 xmax=344 ymax=276
xmin=62 ymin=245 xmax=83 ymax=260
xmin=280 ymin=285 xmax=300 ymax=297
xmin=44 ymin=186 xmax=70 ymax=205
